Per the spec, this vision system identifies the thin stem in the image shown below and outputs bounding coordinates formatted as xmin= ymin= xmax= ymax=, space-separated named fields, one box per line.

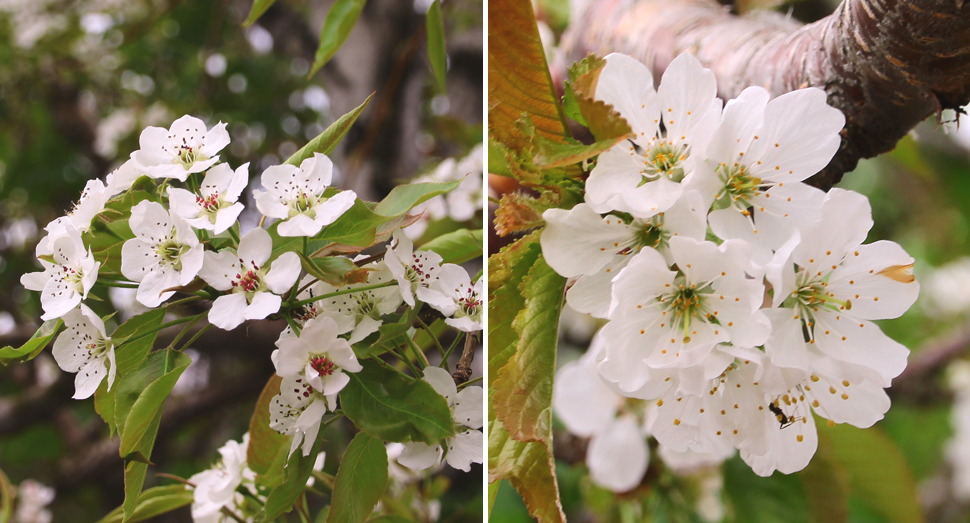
xmin=98 ymin=280 xmax=139 ymax=289
xmin=165 ymin=295 xmax=203 ymax=309
xmin=122 ymin=314 xmax=202 ymax=344
xmin=258 ymin=215 xmax=267 ymax=229
xmin=405 ymin=335 xmax=430 ymax=368
xmin=309 ymin=470 xmax=336 ymax=490
xmin=296 ymin=277 xmax=319 ymax=296
xmin=227 ymin=226 xmax=240 ymax=244
xmin=393 ymin=343 xmax=423 ymax=378
xmin=415 ymin=316 xmax=444 ymax=360
xmin=439 ymin=332 xmax=465 ymax=369
xmin=165 ymin=314 xmax=204 ymax=350
xmin=353 ymin=251 xmax=385 ymax=267
xmin=285 ymin=281 xmax=397 ymax=309
xmin=296 ymin=493 xmax=311 ymax=523
xmin=155 ymin=472 xmax=195 ymax=487
xmin=219 ymin=507 xmax=247 ymax=523
xmin=283 ymin=312 xmax=302 ymax=336
xmin=178 ymin=323 xmax=212 ymax=352
xmin=457 ymin=376 xmax=482 ymax=389
xmin=370 ymin=356 xmax=414 ymax=381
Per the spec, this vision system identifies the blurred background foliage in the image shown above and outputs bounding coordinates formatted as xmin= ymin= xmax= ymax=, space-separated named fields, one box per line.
xmin=0 ymin=0 xmax=483 ymax=520
xmin=488 ymin=0 xmax=970 ymax=522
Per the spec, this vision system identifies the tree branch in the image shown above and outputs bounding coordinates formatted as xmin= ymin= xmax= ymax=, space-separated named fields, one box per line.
xmin=561 ymin=0 xmax=970 ymax=189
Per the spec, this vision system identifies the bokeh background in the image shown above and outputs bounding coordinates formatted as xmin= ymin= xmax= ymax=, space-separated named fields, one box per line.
xmin=0 ymin=0 xmax=483 ymax=520
xmin=488 ymin=0 xmax=970 ymax=522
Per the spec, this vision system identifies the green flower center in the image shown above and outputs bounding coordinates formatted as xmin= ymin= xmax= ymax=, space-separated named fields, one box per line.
xmin=658 ymin=275 xmax=716 ymax=343
xmin=637 ymin=140 xmax=689 ymax=186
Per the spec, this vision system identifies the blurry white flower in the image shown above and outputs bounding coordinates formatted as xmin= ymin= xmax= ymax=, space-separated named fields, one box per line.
xmin=15 ymin=479 xmax=54 ymax=523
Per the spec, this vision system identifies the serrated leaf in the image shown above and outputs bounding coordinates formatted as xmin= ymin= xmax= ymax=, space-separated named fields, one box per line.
xmin=488 ymin=0 xmax=570 ymax=153
xmin=425 ymin=0 xmax=447 ymax=92
xmin=486 ymin=232 xmax=541 ymax=388
xmin=95 ymin=484 xmax=193 ymax=523
xmin=309 ymin=0 xmax=367 ymax=78
xmin=487 ymin=413 xmax=564 ymax=523
xmin=567 ymin=54 xmax=633 ymax=142
xmin=419 ymin=228 xmax=483 ymax=265
xmin=242 ymin=0 xmax=275 ymax=27
xmin=285 ymin=93 xmax=374 ymax=166
xmin=248 ymin=376 xmax=288 ymax=477
xmin=0 ymin=319 xmax=62 ymax=363
xmin=340 ymin=360 xmax=454 ymax=444
xmin=820 ymin=422 xmax=925 ymax=523
xmin=257 ymin=428 xmax=326 ymax=522
xmin=326 ymin=432 xmax=388 ymax=523
xmin=532 ymin=135 xmax=625 ymax=170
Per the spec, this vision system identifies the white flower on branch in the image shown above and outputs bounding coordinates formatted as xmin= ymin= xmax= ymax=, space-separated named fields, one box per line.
xmin=254 ymin=153 xmax=357 ymax=237
xmin=585 ymin=53 xmax=721 ymax=217
xmin=188 ymin=434 xmax=257 ymax=523
xmin=21 ymin=221 xmax=100 ymax=321
xmin=199 ymin=227 xmax=301 ymax=330
xmin=52 ymin=304 xmax=115 ymax=399
xmin=132 ymin=115 xmax=230 ymax=181
xmin=385 ymin=229 xmax=443 ymax=307
xmin=121 ymin=201 xmax=205 ymax=308
xmin=66 ymin=178 xmax=110 ymax=232
xmin=105 ymin=159 xmax=146 ymax=198
xmin=168 ymin=162 xmax=249 ymax=234
xmin=416 ymin=264 xmax=483 ymax=332
xmin=399 ymin=367 xmax=483 ymax=472
xmin=310 ymin=262 xmax=403 ymax=344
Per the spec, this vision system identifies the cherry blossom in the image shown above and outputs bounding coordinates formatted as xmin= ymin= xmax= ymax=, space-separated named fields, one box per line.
xmin=385 ymin=229 xmax=442 ymax=307
xmin=254 ymin=153 xmax=357 ymax=237
xmin=585 ymin=53 xmax=721 ymax=217
xmin=121 ymin=200 xmax=205 ymax=307
xmin=51 ymin=305 xmax=115 ymax=399
xmin=20 ymin=221 xmax=100 ymax=321
xmin=398 ymin=367 xmax=483 ymax=472
xmin=168 ymin=162 xmax=249 ymax=234
xmin=198 ymin=227 xmax=301 ymax=330
xmin=416 ymin=264 xmax=482 ymax=332
xmin=132 ymin=115 xmax=230 ymax=181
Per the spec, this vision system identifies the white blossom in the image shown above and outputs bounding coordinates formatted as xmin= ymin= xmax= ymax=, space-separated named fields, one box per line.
xmin=416 ymin=264 xmax=482 ymax=332
xmin=385 ymin=229 xmax=442 ymax=307
xmin=105 ymin=159 xmax=145 ymax=197
xmin=399 ymin=367 xmax=483 ymax=472
xmin=15 ymin=480 xmax=54 ymax=523
xmin=121 ymin=201 xmax=204 ymax=308
xmin=310 ymin=263 xmax=403 ymax=344
xmin=199 ymin=227 xmax=301 ymax=330
xmin=52 ymin=304 xmax=116 ymax=399
xmin=254 ymin=153 xmax=357 ymax=237
xmin=132 ymin=115 xmax=230 ymax=181
xmin=168 ymin=163 xmax=249 ymax=234
xmin=21 ymin=221 xmax=100 ymax=321
xmin=188 ymin=434 xmax=258 ymax=523
xmin=66 ymin=178 xmax=110 ymax=232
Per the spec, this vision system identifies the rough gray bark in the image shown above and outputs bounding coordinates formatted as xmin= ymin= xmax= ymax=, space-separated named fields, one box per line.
xmin=561 ymin=0 xmax=970 ymax=189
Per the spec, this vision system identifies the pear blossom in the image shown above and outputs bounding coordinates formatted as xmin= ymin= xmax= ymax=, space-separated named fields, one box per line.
xmin=416 ymin=264 xmax=482 ymax=332
xmin=121 ymin=201 xmax=205 ymax=308
xmin=405 ymin=144 xmax=485 ymax=239
xmin=763 ymin=188 xmax=919 ymax=385
xmin=541 ymin=195 xmax=706 ymax=318
xmin=132 ymin=115 xmax=230 ymax=181
xmin=399 ymin=367 xmax=483 ymax=472
xmin=15 ymin=480 xmax=54 ymax=523
xmin=691 ymin=86 xmax=842 ymax=255
xmin=51 ymin=304 xmax=116 ymax=399
xmin=188 ymin=434 xmax=259 ymax=523
xmin=66 ymin=178 xmax=110 ymax=232
xmin=105 ymin=159 xmax=145 ymax=197
xmin=385 ymin=229 xmax=442 ymax=306
xmin=554 ymin=336 xmax=650 ymax=492
xmin=598 ymin=237 xmax=769 ymax=393
xmin=168 ymin=162 xmax=249 ymax=234
xmin=270 ymin=375 xmax=336 ymax=458
xmin=584 ymin=53 xmax=721 ymax=217
xmin=199 ymin=227 xmax=301 ymax=330
xmin=311 ymin=263 xmax=403 ymax=344
xmin=21 ymin=221 xmax=100 ymax=321
xmin=253 ymin=153 xmax=357 ymax=237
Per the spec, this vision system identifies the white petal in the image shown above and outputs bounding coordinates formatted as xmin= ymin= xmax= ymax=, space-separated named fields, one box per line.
xmin=565 ymin=259 xmax=625 ymax=319
xmin=199 ymin=251 xmax=239 ymax=291
xmin=244 ymin=291 xmax=282 ymax=320
xmin=319 ymin=370 xmax=351 ymax=396
xmin=73 ymin=360 xmax=108 ymax=399
xmin=813 ymin=314 xmax=909 ymax=383
xmin=254 ymin=189 xmax=290 ymax=220
xmin=264 ymin=252 xmax=301 ymax=294
xmin=553 ymin=359 xmax=620 ymax=436
xmin=706 ymin=86 xmax=769 ymax=162
xmin=201 ymin=121 xmax=230 ymax=157
xmin=167 ymin=187 xmax=201 ymax=220
xmin=540 ymin=204 xmax=637 ymax=278
xmin=398 ymin=442 xmax=442 ymax=471
xmin=121 ymin=239 xmax=159 ymax=283
xmin=128 ymin=200 xmax=172 ymax=242
xmin=135 ymin=266 xmax=181 ymax=307
xmin=444 ymin=430 xmax=483 ymax=472
xmin=278 ymin=214 xmax=322 ymax=237
xmin=422 ymin=367 xmax=457 ymax=403
xmin=453 ymin=386 xmax=484 ymax=429
xmin=656 ymin=53 xmax=719 ymax=142
xmin=238 ymin=226 xmax=272 ymax=268
xmin=312 ymin=191 xmax=357 ymax=228
xmin=585 ymin=145 xmax=649 ymax=214
xmin=208 ymin=293 xmax=250 ymax=330
xmin=596 ymin=53 xmax=660 ymax=138
xmin=587 ymin=415 xmax=649 ymax=492
xmin=827 ymin=240 xmax=918 ymax=320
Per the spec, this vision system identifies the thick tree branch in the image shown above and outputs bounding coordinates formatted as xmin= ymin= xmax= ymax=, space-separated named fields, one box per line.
xmin=562 ymin=0 xmax=970 ymax=189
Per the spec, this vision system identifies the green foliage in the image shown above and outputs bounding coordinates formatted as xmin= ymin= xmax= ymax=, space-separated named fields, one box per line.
xmin=0 ymin=318 xmax=62 ymax=364
xmin=95 ymin=485 xmax=194 ymax=523
xmin=310 ymin=0 xmax=368 ymax=78
xmin=248 ymin=376 xmax=289 ymax=481
xmin=326 ymin=432 xmax=389 ymax=523
xmin=299 ymin=253 xmax=370 ymax=286
xmin=419 ymin=227 xmax=484 ymax=264
xmin=242 ymin=0 xmax=276 ymax=27
xmin=340 ymin=360 xmax=455 ymax=444
xmin=0 ymin=466 xmax=14 ymax=523
xmin=426 ymin=0 xmax=448 ymax=93
xmin=257 ymin=429 xmax=327 ymax=522
xmin=285 ymin=94 xmax=375 ymax=167
xmin=724 ymin=456 xmax=812 ymax=523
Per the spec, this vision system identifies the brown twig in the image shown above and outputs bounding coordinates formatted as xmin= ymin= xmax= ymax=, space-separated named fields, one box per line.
xmin=452 ymin=332 xmax=476 ymax=384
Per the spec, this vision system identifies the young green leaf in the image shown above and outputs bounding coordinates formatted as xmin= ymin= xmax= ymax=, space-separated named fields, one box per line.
xmin=299 ymin=253 xmax=370 ymax=287
xmin=309 ymin=0 xmax=368 ymax=78
xmin=285 ymin=93 xmax=374 ymax=167
xmin=419 ymin=228 xmax=483 ymax=265
xmin=95 ymin=484 xmax=194 ymax=523
xmin=256 ymin=428 xmax=327 ymax=522
xmin=425 ymin=0 xmax=447 ymax=92
xmin=242 ymin=0 xmax=276 ymax=27
xmin=118 ymin=349 xmax=192 ymax=461
xmin=326 ymin=432 xmax=388 ymax=523
xmin=0 ymin=318 xmax=62 ymax=364
xmin=488 ymin=414 xmax=565 ymax=523
xmin=247 ymin=375 xmax=288 ymax=477
xmin=340 ymin=360 xmax=454 ymax=444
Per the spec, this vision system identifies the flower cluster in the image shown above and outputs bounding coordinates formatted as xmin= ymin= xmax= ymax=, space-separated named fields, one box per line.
xmin=542 ymin=53 xmax=920 ymax=477
xmin=405 ymin=144 xmax=484 ymax=239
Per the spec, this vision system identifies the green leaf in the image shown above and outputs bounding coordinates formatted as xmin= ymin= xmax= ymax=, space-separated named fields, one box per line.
xmin=373 ymin=180 xmax=462 ymax=218
xmin=326 ymin=432 xmax=388 ymax=523
xmin=340 ymin=360 xmax=454 ymax=444
xmin=419 ymin=228 xmax=483 ymax=265
xmin=799 ymin=427 xmax=850 ymax=523
xmin=488 ymin=0 xmax=570 ymax=154
xmin=0 ymin=318 xmax=62 ymax=363
xmin=123 ymin=413 xmax=162 ymax=522
xmin=299 ymin=254 xmax=369 ymax=287
xmin=425 ymin=0 xmax=447 ymax=92
xmin=486 ymin=232 xmax=541 ymax=388
xmin=566 ymin=54 xmax=632 ymax=142
xmin=242 ymin=0 xmax=276 ymax=27
xmin=257 ymin=428 xmax=327 ymax=522
xmin=531 ymin=135 xmax=626 ymax=170
xmin=0 ymin=466 xmax=15 ymax=523
xmin=723 ymin=455 xmax=811 ymax=523
xmin=365 ymin=517 xmax=415 ymax=523
xmin=95 ymin=484 xmax=194 ymax=523
xmin=285 ymin=93 xmax=374 ymax=167
xmin=487 ymin=413 xmax=564 ymax=523
xmin=488 ymin=481 xmax=500 ymax=518
xmin=820 ymin=422 xmax=925 ymax=523
xmin=309 ymin=0 xmax=367 ymax=78
xmin=247 ymin=375 xmax=288 ymax=477
xmin=119 ymin=349 xmax=191 ymax=461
